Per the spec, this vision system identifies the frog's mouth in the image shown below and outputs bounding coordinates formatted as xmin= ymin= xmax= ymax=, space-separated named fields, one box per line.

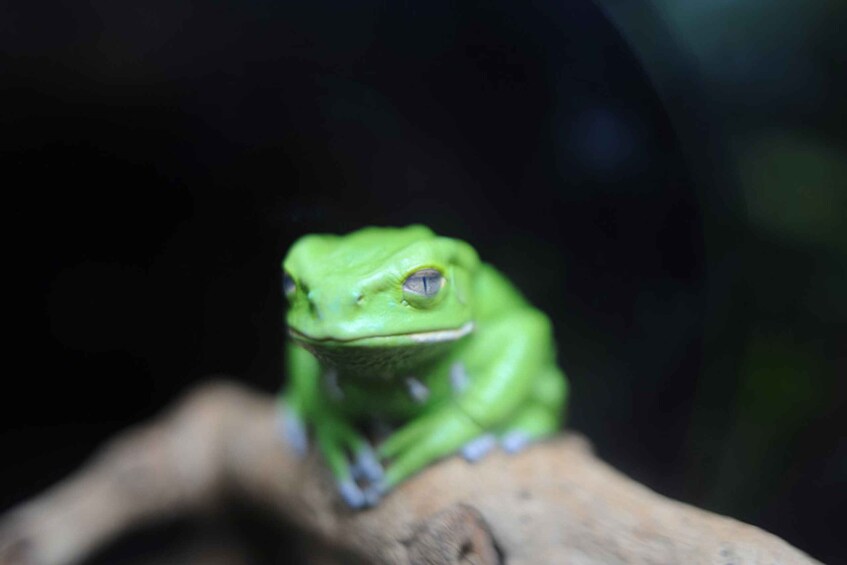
xmin=287 ymin=321 xmax=474 ymax=347
xmin=288 ymin=321 xmax=474 ymax=378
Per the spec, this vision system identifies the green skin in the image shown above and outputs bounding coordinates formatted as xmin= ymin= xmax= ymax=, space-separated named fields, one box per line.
xmin=279 ymin=225 xmax=567 ymax=508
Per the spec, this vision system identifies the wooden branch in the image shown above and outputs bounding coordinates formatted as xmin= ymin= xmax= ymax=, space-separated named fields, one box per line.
xmin=0 ymin=381 xmax=818 ymax=565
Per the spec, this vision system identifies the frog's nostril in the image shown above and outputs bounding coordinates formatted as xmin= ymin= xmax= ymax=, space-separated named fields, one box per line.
xmin=355 ymin=293 xmax=365 ymax=306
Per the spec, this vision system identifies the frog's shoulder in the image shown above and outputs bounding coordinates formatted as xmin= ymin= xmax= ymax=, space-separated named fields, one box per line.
xmin=472 ymin=262 xmax=529 ymax=321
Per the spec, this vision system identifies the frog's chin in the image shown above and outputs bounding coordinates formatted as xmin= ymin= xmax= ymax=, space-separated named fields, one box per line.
xmin=287 ymin=321 xmax=474 ymax=347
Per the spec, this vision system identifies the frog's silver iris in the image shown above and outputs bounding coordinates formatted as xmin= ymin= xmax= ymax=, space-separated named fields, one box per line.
xmin=402 ymin=269 xmax=444 ymax=297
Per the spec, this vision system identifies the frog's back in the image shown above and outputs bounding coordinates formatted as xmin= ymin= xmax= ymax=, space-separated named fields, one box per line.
xmin=472 ymin=263 xmax=531 ymax=322
xmin=290 ymin=225 xmax=434 ymax=266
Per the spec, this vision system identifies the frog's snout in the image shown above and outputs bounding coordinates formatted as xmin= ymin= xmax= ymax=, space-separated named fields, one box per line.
xmin=306 ymin=289 xmax=365 ymax=322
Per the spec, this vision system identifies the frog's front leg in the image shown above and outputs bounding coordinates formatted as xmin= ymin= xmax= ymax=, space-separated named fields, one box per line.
xmin=283 ymin=394 xmax=385 ymax=508
xmin=377 ymin=309 xmax=554 ymax=492
xmin=280 ymin=345 xmax=384 ymax=508
xmin=314 ymin=411 xmax=383 ymax=508
xmin=378 ymin=406 xmax=481 ymax=491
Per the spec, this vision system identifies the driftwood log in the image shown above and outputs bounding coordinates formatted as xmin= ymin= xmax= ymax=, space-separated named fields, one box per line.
xmin=0 ymin=381 xmax=818 ymax=564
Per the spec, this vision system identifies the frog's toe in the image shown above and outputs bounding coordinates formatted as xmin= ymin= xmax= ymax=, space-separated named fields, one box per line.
xmin=352 ymin=445 xmax=384 ymax=482
xmin=362 ymin=483 xmax=384 ymax=507
xmin=500 ymin=430 xmax=532 ymax=454
xmin=338 ymin=478 xmax=368 ymax=509
xmin=460 ymin=433 xmax=496 ymax=462
xmin=277 ymin=406 xmax=308 ymax=456
xmin=366 ymin=476 xmax=392 ymax=502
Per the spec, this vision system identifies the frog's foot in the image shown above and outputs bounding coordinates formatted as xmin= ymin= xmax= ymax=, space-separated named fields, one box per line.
xmin=500 ymin=430 xmax=533 ymax=454
xmin=499 ymin=403 xmax=559 ymax=455
xmin=352 ymin=444 xmax=384 ymax=483
xmin=460 ymin=433 xmax=497 ymax=462
xmin=338 ymin=477 xmax=368 ymax=509
xmin=276 ymin=403 xmax=308 ymax=457
xmin=317 ymin=421 xmax=385 ymax=509
xmin=341 ymin=448 xmax=385 ymax=508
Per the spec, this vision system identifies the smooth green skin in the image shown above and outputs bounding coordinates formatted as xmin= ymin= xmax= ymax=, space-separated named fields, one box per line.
xmin=279 ymin=225 xmax=567 ymax=507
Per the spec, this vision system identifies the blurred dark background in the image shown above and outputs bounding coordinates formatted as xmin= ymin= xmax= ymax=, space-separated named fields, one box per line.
xmin=2 ymin=1 xmax=844 ymax=563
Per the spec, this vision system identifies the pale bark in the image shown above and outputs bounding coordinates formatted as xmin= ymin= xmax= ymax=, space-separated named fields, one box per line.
xmin=0 ymin=381 xmax=818 ymax=565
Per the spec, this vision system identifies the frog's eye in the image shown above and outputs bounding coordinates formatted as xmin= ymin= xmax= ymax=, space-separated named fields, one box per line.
xmin=282 ymin=272 xmax=297 ymax=298
xmin=403 ymin=269 xmax=444 ymax=298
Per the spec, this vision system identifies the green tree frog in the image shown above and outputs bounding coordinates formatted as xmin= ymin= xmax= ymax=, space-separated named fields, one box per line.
xmin=279 ymin=225 xmax=568 ymax=507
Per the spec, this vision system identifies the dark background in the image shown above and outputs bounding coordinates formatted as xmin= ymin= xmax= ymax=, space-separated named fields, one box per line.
xmin=2 ymin=1 xmax=845 ymax=563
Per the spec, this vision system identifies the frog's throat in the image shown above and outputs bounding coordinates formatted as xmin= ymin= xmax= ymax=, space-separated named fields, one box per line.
xmin=288 ymin=321 xmax=475 ymax=345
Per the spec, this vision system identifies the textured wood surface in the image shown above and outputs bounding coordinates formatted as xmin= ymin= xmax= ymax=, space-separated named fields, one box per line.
xmin=0 ymin=382 xmax=818 ymax=565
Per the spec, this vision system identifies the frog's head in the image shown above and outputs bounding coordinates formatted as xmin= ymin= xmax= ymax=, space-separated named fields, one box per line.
xmin=282 ymin=225 xmax=478 ymax=370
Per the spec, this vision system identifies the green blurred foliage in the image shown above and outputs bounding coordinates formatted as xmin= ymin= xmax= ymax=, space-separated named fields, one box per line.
xmin=604 ymin=0 xmax=846 ymax=560
xmin=739 ymin=133 xmax=847 ymax=253
xmin=737 ymin=330 xmax=829 ymax=434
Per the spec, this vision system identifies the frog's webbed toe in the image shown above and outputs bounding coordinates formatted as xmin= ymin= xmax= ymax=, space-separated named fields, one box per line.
xmin=460 ymin=433 xmax=497 ymax=462
xmin=499 ymin=402 xmax=559 ymax=454
xmin=338 ymin=478 xmax=368 ymax=508
xmin=277 ymin=404 xmax=309 ymax=457
xmin=352 ymin=445 xmax=384 ymax=483
xmin=314 ymin=418 xmax=386 ymax=508
xmin=340 ymin=454 xmax=384 ymax=508
xmin=500 ymin=430 xmax=532 ymax=454
xmin=362 ymin=482 xmax=384 ymax=507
